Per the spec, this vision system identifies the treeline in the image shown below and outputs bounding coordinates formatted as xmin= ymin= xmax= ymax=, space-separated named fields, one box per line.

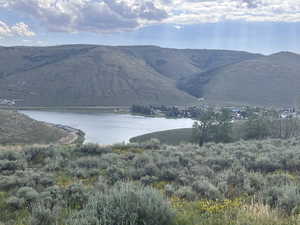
xmin=193 ymin=109 xmax=300 ymax=146
xmin=131 ymin=104 xmax=280 ymax=120
xmin=131 ymin=105 xmax=155 ymax=116
xmin=131 ymin=105 xmax=203 ymax=118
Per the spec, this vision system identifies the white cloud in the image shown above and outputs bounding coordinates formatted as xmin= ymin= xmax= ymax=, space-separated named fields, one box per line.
xmin=11 ymin=22 xmax=35 ymax=37
xmin=0 ymin=0 xmax=300 ymax=34
xmin=174 ymin=25 xmax=183 ymax=29
xmin=1 ymin=0 xmax=167 ymax=33
xmin=0 ymin=20 xmax=35 ymax=37
xmin=160 ymin=0 xmax=300 ymax=24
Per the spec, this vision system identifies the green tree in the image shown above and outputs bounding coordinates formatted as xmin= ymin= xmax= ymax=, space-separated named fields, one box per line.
xmin=193 ymin=109 xmax=215 ymax=146
xmin=214 ymin=109 xmax=233 ymax=143
xmin=243 ymin=116 xmax=271 ymax=140
xmin=193 ymin=108 xmax=232 ymax=146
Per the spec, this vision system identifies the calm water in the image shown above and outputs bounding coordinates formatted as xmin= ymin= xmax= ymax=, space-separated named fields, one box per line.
xmin=20 ymin=110 xmax=194 ymax=145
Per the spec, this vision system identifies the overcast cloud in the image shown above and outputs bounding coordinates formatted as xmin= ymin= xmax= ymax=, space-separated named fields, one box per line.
xmin=0 ymin=0 xmax=299 ymax=34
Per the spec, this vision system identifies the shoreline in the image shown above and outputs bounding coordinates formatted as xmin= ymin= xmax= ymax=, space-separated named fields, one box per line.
xmin=46 ymin=123 xmax=85 ymax=145
xmin=0 ymin=106 xmax=130 ymax=113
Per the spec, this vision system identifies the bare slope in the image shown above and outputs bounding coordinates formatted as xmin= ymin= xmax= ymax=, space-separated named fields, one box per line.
xmin=179 ymin=52 xmax=300 ymax=107
xmin=0 ymin=110 xmax=68 ymax=145
xmin=0 ymin=45 xmax=260 ymax=107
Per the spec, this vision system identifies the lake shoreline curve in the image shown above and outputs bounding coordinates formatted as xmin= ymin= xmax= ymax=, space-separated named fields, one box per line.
xmin=47 ymin=123 xmax=85 ymax=145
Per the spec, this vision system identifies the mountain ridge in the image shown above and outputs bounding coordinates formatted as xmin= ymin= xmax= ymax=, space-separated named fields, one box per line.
xmin=0 ymin=45 xmax=261 ymax=107
xmin=179 ymin=52 xmax=300 ymax=107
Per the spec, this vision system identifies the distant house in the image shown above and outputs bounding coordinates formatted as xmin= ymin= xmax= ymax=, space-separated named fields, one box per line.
xmin=0 ymin=99 xmax=15 ymax=106
xmin=280 ymin=107 xmax=297 ymax=118
xmin=230 ymin=108 xmax=245 ymax=120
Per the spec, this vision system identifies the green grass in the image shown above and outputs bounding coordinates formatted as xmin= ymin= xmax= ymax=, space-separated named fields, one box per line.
xmin=130 ymin=128 xmax=194 ymax=145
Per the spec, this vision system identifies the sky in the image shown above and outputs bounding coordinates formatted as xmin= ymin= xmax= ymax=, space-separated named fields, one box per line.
xmin=0 ymin=0 xmax=299 ymax=54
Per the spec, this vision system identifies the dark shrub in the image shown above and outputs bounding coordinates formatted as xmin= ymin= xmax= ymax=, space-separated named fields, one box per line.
xmin=75 ymin=144 xmax=112 ymax=156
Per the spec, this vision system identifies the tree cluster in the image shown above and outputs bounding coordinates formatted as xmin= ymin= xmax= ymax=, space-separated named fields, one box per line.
xmin=130 ymin=105 xmax=203 ymax=118
xmin=193 ymin=109 xmax=300 ymax=146
xmin=193 ymin=109 xmax=232 ymax=146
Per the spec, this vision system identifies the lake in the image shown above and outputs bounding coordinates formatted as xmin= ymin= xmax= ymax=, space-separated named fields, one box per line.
xmin=20 ymin=110 xmax=194 ymax=145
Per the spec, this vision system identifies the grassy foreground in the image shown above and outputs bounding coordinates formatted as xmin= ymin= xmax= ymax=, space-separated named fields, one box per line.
xmin=1 ymin=138 xmax=300 ymax=224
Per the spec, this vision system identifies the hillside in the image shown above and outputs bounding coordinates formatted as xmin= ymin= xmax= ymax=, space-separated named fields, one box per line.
xmin=130 ymin=128 xmax=194 ymax=145
xmin=120 ymin=46 xmax=260 ymax=80
xmin=0 ymin=45 xmax=259 ymax=107
xmin=178 ymin=52 xmax=300 ymax=107
xmin=0 ymin=110 xmax=70 ymax=145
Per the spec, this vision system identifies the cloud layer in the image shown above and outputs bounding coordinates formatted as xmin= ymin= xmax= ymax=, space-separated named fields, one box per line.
xmin=0 ymin=0 xmax=168 ymax=33
xmin=0 ymin=21 xmax=35 ymax=38
xmin=162 ymin=0 xmax=300 ymax=24
xmin=0 ymin=0 xmax=300 ymax=34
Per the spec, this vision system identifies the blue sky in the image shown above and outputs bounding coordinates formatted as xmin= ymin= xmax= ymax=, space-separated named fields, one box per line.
xmin=0 ymin=0 xmax=299 ymax=54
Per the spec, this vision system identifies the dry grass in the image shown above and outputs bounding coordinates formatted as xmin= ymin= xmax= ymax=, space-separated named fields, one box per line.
xmin=0 ymin=110 xmax=69 ymax=145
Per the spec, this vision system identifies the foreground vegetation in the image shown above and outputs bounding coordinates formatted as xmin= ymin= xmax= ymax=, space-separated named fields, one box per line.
xmin=1 ymin=137 xmax=300 ymax=224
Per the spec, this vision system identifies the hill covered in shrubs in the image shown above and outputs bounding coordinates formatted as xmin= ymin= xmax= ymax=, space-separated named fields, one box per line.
xmin=0 ymin=45 xmax=261 ymax=107
xmin=1 ymin=138 xmax=300 ymax=225
xmin=178 ymin=52 xmax=300 ymax=107
xmin=0 ymin=110 xmax=71 ymax=145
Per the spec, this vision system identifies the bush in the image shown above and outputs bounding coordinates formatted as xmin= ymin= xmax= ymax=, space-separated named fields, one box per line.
xmin=64 ymin=184 xmax=88 ymax=209
xmin=94 ymin=176 xmax=109 ymax=192
xmin=73 ymin=157 xmax=102 ymax=169
xmin=140 ymin=138 xmax=161 ymax=149
xmin=75 ymin=144 xmax=112 ymax=156
xmin=67 ymin=182 xmax=175 ymax=225
xmin=248 ymin=157 xmax=281 ymax=172
xmin=0 ymin=150 xmax=21 ymax=161
xmin=0 ymin=160 xmax=22 ymax=174
xmin=39 ymin=185 xmax=64 ymax=210
xmin=31 ymin=203 xmax=56 ymax=225
xmin=175 ymin=186 xmax=197 ymax=201
xmin=277 ymin=186 xmax=300 ymax=215
xmin=24 ymin=146 xmax=54 ymax=165
xmin=6 ymin=196 xmax=23 ymax=209
xmin=192 ymin=179 xmax=222 ymax=200
xmin=16 ymin=186 xmax=39 ymax=207
xmin=262 ymin=185 xmax=300 ymax=215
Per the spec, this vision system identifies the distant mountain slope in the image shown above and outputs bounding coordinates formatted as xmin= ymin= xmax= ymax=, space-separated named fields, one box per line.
xmin=0 ymin=45 xmax=260 ymax=107
xmin=179 ymin=52 xmax=300 ymax=107
xmin=0 ymin=110 xmax=68 ymax=145
xmin=0 ymin=45 xmax=196 ymax=106
xmin=0 ymin=45 xmax=96 ymax=79
xmin=120 ymin=46 xmax=261 ymax=80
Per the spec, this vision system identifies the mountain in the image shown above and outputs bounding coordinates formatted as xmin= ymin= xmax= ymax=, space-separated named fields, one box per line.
xmin=0 ymin=45 xmax=260 ymax=107
xmin=0 ymin=110 xmax=68 ymax=145
xmin=120 ymin=46 xmax=261 ymax=80
xmin=178 ymin=52 xmax=300 ymax=107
